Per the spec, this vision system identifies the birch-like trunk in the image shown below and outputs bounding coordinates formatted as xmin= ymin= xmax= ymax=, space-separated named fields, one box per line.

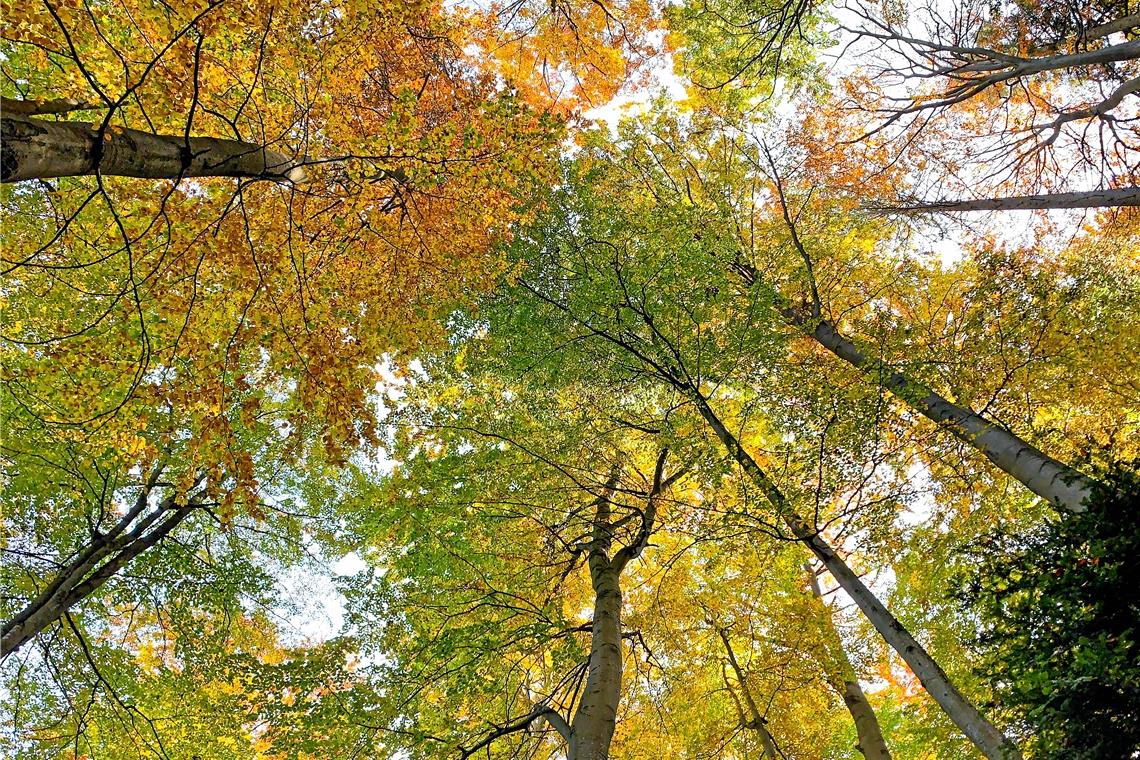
xmin=689 ymin=393 xmax=1020 ymax=760
xmin=783 ymin=313 xmax=1095 ymax=512
xmin=1 ymin=115 xmax=305 ymax=183
xmin=807 ymin=567 xmax=892 ymax=760
xmin=878 ymin=187 xmax=1140 ymax=212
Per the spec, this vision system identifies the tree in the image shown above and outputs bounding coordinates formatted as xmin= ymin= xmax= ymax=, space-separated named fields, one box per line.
xmin=6 ymin=0 xmax=1140 ymax=756
xmin=1 ymin=0 xmax=665 ymax=663
xmin=1 ymin=0 xmax=656 ymax=748
xmin=458 ymin=156 xmax=1022 ymax=757
xmin=330 ymin=352 xmax=697 ymax=758
xmin=840 ymin=0 xmax=1140 ymax=208
xmin=958 ymin=463 xmax=1140 ymax=759
xmin=570 ymin=110 xmax=1118 ymax=511
xmin=807 ymin=563 xmax=893 ymax=760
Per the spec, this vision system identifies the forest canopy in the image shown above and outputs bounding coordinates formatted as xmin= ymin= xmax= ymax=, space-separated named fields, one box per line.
xmin=2 ymin=0 xmax=1138 ymax=758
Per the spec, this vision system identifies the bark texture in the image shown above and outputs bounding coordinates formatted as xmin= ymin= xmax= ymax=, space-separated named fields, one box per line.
xmin=1 ymin=114 xmax=305 ymax=183
xmin=808 ymin=566 xmax=892 ymax=760
xmin=566 ymin=471 xmax=627 ymax=760
xmin=1009 ymin=39 xmax=1140 ymax=74
xmin=689 ymin=392 xmax=1021 ymax=760
xmin=878 ymin=187 xmax=1140 ymax=212
xmin=784 ymin=313 xmax=1095 ymax=512
xmin=568 ymin=458 xmax=668 ymax=759
xmin=570 ymin=568 xmax=624 ymax=760
xmin=1086 ymin=13 xmax=1140 ymax=40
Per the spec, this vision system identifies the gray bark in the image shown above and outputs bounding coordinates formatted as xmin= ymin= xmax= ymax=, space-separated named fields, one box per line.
xmin=570 ymin=568 xmax=624 ymax=760
xmin=717 ymin=628 xmax=780 ymax=759
xmin=1009 ymin=39 xmax=1140 ymax=75
xmin=877 ymin=187 xmax=1140 ymax=212
xmin=2 ymin=481 xmax=201 ymax=657
xmin=689 ymin=392 xmax=1021 ymax=760
xmin=1085 ymin=13 xmax=1140 ymax=41
xmin=566 ymin=470 xmax=626 ymax=760
xmin=782 ymin=312 xmax=1095 ymax=512
xmin=1 ymin=114 xmax=305 ymax=183
xmin=808 ymin=567 xmax=892 ymax=760
xmin=568 ymin=458 xmax=668 ymax=759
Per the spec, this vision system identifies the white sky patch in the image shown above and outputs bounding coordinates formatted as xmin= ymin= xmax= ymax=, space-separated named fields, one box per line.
xmin=333 ymin=551 xmax=368 ymax=577
xmin=273 ymin=563 xmax=348 ymax=645
xmin=896 ymin=462 xmax=938 ymax=528
xmin=583 ymin=50 xmax=689 ymax=128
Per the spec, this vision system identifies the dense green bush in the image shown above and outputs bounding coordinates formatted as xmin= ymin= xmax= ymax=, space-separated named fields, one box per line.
xmin=960 ymin=464 xmax=1140 ymax=759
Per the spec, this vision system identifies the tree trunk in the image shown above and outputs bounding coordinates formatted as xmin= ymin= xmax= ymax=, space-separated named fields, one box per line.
xmin=1 ymin=114 xmax=306 ymax=183
xmin=689 ymin=392 xmax=1021 ymax=760
xmin=807 ymin=566 xmax=892 ymax=760
xmin=843 ymin=681 xmax=892 ymax=760
xmin=803 ymin=534 xmax=1018 ymax=760
xmin=989 ymin=39 xmax=1140 ymax=78
xmin=717 ymin=628 xmax=780 ymax=759
xmin=2 ymin=497 xmax=198 ymax=656
xmin=876 ymin=187 xmax=1140 ymax=212
xmin=1085 ymin=13 xmax=1140 ymax=41
xmin=1010 ymin=39 xmax=1140 ymax=75
xmin=570 ymin=567 xmax=624 ymax=760
xmin=783 ymin=313 xmax=1095 ymax=512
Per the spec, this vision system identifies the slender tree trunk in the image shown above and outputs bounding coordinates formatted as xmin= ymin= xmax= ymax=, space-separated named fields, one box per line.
xmin=875 ymin=187 xmax=1140 ymax=213
xmin=570 ymin=567 xmax=624 ymax=760
xmin=567 ymin=458 xmax=670 ymax=759
xmin=689 ymin=392 xmax=1021 ymax=760
xmin=1 ymin=114 xmax=305 ymax=183
xmin=807 ymin=566 xmax=892 ymax=760
xmin=780 ymin=311 xmax=1095 ymax=512
xmin=717 ymin=628 xmax=780 ymax=759
xmin=2 ymin=496 xmax=199 ymax=656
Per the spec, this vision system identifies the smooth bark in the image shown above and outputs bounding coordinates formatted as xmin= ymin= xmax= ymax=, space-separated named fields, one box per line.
xmin=570 ymin=567 xmax=624 ymax=760
xmin=1 ymin=114 xmax=305 ymax=183
xmin=717 ymin=627 xmax=780 ymax=759
xmin=569 ymin=472 xmax=626 ymax=759
xmin=689 ymin=392 xmax=1021 ymax=760
xmin=876 ymin=187 xmax=1140 ymax=213
xmin=2 ymin=482 xmax=202 ymax=656
xmin=779 ymin=310 xmax=1095 ymax=512
xmin=807 ymin=566 xmax=892 ymax=760
xmin=569 ymin=457 xmax=668 ymax=759
xmin=2 ymin=96 xmax=99 ymax=116
xmin=1086 ymin=13 xmax=1140 ymax=41
xmin=1006 ymin=39 xmax=1140 ymax=75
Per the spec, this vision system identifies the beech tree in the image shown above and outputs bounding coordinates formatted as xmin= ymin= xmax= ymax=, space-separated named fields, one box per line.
xmin=432 ymin=166 xmax=1013 ymax=756
xmin=840 ymin=0 xmax=1140 ymax=210
xmin=570 ymin=111 xmax=1123 ymax=512
xmin=4 ymin=0 xmax=1139 ymax=757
